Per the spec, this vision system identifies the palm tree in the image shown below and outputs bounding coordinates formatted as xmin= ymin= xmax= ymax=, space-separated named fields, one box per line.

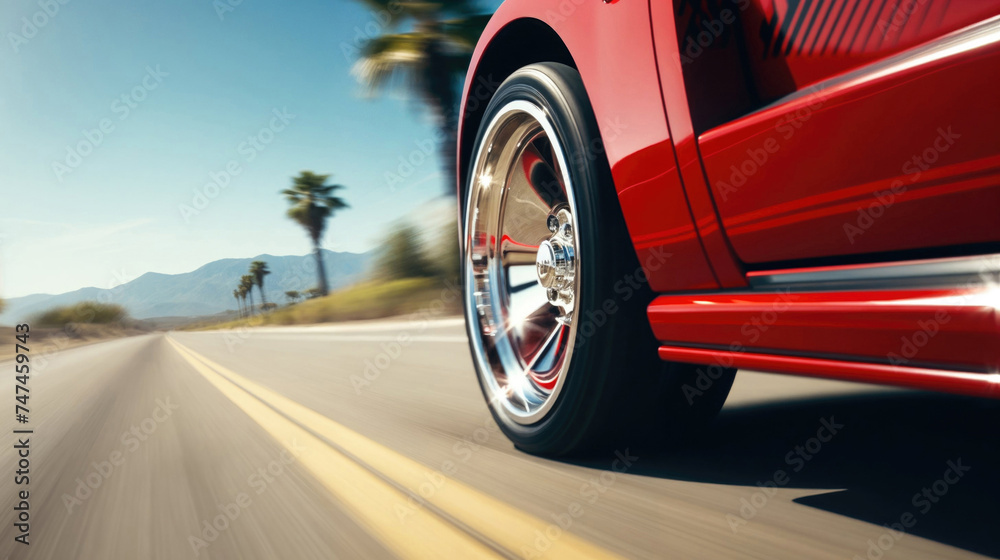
xmin=281 ymin=171 xmax=348 ymax=296
xmin=249 ymin=261 xmax=271 ymax=306
xmin=238 ymin=284 xmax=250 ymax=318
xmin=233 ymin=289 xmax=244 ymax=318
xmin=350 ymin=1 xmax=492 ymax=194
xmin=240 ymin=274 xmax=256 ymax=315
xmin=306 ymin=287 xmax=324 ymax=300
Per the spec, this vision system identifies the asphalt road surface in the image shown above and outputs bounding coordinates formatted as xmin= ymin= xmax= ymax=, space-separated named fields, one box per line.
xmin=1 ymin=319 xmax=997 ymax=559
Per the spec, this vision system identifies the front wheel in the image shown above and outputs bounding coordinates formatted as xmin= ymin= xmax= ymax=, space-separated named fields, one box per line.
xmin=461 ymin=62 xmax=734 ymax=456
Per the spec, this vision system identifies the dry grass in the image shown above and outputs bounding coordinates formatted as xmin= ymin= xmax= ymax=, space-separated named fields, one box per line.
xmin=0 ymin=323 xmax=146 ymax=362
xmin=187 ymin=277 xmax=461 ymax=331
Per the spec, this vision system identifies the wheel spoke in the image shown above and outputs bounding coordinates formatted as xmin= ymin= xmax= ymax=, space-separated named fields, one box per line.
xmin=500 ymin=235 xmax=538 ymax=267
xmin=526 ymin=137 xmax=565 ymax=209
xmin=524 ymin=322 xmax=565 ymax=375
xmin=547 ymin=137 xmax=566 ymax=195
xmin=516 ymin=309 xmax=556 ymax=358
xmin=502 ymin=137 xmax=560 ymax=249
xmin=504 ymin=297 xmax=552 ymax=332
xmin=509 ymin=279 xmax=538 ymax=294
xmin=504 ymin=264 xmax=544 ymax=308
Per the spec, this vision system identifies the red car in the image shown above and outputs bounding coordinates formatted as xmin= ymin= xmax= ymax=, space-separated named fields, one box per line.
xmin=457 ymin=0 xmax=1000 ymax=455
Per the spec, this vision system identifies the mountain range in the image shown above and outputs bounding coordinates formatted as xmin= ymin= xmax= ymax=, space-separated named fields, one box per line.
xmin=0 ymin=250 xmax=373 ymax=324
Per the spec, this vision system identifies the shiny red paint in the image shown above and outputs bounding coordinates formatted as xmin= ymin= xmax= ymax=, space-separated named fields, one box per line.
xmin=698 ymin=18 xmax=1000 ymax=264
xmin=650 ymin=1 xmax=748 ymax=289
xmin=691 ymin=1 xmax=1000 ymax=106
xmin=658 ymin=346 xmax=1000 ymax=398
xmin=460 ymin=1 xmax=1000 ymax=397
xmin=648 ymin=288 xmax=1000 ymax=373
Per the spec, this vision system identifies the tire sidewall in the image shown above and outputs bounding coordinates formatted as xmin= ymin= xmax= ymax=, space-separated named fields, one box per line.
xmin=462 ymin=63 xmax=629 ymax=455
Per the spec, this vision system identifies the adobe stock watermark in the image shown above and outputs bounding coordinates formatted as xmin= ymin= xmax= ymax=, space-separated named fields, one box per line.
xmin=853 ymin=458 xmax=970 ymax=560
xmin=682 ymin=288 xmax=799 ymax=404
xmin=395 ymin=413 xmax=503 ymax=523
xmin=715 ymin=86 xmax=830 ymax=202
xmin=339 ymin=1 xmax=403 ymax=62
xmin=679 ymin=0 xmax=752 ymax=65
xmin=7 ymin=0 xmax=72 ymax=54
xmin=573 ymin=246 xmax=671 ymax=350
xmin=27 ymin=267 xmax=138 ymax=373
xmin=886 ymin=254 xmax=998 ymax=366
xmin=384 ymin=74 xmax=502 ymax=193
xmin=876 ymin=0 xmax=929 ymax=38
xmin=213 ymin=0 xmax=252 ymax=21
xmin=536 ymin=0 xmax=590 ymax=24
xmin=179 ymin=107 xmax=295 ymax=222
xmin=726 ymin=416 xmax=844 ymax=533
xmin=61 ymin=396 xmax=180 ymax=514
xmin=844 ymin=126 xmax=960 ymax=244
xmin=887 ymin=309 xmax=950 ymax=366
xmin=218 ymin=313 xmax=266 ymax=353
xmin=522 ymin=449 xmax=639 ymax=559
xmin=350 ymin=279 xmax=461 ymax=394
xmin=51 ymin=65 xmax=169 ymax=182
xmin=219 ymin=258 xmax=319 ymax=353
xmin=384 ymin=134 xmax=445 ymax=193
xmin=568 ymin=116 xmax=628 ymax=168
xmin=188 ymin=440 xmax=307 ymax=556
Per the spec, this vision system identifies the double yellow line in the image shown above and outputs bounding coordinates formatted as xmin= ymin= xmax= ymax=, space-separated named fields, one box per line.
xmin=167 ymin=337 xmax=619 ymax=560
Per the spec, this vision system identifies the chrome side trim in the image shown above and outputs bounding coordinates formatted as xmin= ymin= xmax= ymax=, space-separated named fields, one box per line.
xmin=748 ymin=254 xmax=1000 ymax=291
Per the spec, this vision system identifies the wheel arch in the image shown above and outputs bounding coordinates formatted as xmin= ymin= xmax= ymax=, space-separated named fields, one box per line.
xmin=458 ymin=0 xmax=722 ymax=292
xmin=457 ymin=18 xmax=576 ymax=206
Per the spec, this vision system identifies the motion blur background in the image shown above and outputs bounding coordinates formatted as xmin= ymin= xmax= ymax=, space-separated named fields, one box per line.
xmin=1 ymin=0 xmax=502 ymax=328
xmin=1 ymin=1 xmax=998 ymax=560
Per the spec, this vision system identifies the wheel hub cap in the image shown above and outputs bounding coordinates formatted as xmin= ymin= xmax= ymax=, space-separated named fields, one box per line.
xmin=463 ymin=100 xmax=582 ymax=424
xmin=535 ymin=209 xmax=575 ymax=311
xmin=535 ymin=241 xmax=558 ymax=287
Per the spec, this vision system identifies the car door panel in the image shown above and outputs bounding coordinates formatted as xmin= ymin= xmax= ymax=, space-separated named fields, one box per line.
xmin=656 ymin=1 xmax=1000 ymax=266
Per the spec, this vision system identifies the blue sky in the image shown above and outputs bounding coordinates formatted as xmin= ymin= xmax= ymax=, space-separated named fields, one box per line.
xmin=0 ymin=0 xmax=499 ymax=298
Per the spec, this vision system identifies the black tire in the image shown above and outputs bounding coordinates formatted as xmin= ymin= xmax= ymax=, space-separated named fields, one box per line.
xmin=462 ymin=62 xmax=735 ymax=456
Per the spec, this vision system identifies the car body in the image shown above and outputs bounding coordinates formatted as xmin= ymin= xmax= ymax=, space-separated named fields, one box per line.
xmin=458 ymin=0 xmax=1000 ymax=453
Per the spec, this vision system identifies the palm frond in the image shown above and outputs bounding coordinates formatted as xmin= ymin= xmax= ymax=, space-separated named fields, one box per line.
xmin=441 ymin=13 xmax=492 ymax=50
xmin=353 ymin=33 xmax=429 ymax=95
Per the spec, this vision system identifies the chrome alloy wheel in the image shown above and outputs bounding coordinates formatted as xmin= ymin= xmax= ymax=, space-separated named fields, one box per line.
xmin=464 ymin=100 xmax=581 ymax=425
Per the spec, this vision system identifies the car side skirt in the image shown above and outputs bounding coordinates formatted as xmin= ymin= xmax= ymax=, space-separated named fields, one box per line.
xmin=657 ymin=346 xmax=999 ymax=398
xmin=650 ymin=254 xmax=1000 ymax=396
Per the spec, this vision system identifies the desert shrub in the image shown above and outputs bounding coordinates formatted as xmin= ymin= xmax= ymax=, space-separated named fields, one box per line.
xmin=35 ymin=302 xmax=128 ymax=327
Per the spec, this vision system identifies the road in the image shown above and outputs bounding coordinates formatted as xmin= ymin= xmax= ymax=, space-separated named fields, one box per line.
xmin=1 ymin=319 xmax=997 ymax=559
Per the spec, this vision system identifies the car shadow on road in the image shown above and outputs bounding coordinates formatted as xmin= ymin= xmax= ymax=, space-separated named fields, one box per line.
xmin=573 ymin=392 xmax=1000 ymax=558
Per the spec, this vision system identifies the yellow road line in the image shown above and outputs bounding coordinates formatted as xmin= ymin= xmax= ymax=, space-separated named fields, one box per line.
xmin=167 ymin=337 xmax=498 ymax=560
xmin=167 ymin=337 xmax=621 ymax=560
